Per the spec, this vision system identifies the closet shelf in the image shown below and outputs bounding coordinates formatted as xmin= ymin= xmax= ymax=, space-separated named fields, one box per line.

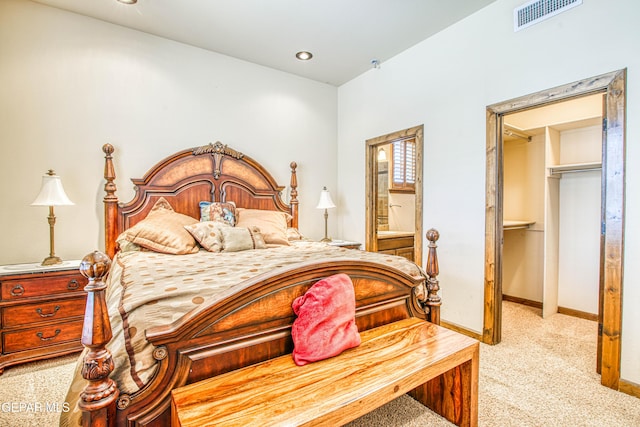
xmin=548 ymin=161 xmax=602 ymax=175
xmin=504 ymin=220 xmax=535 ymax=230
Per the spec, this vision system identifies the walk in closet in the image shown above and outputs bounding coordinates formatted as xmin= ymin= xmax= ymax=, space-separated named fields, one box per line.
xmin=502 ymin=94 xmax=602 ymax=319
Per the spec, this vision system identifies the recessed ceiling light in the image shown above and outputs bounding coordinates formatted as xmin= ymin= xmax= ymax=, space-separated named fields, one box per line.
xmin=295 ymin=51 xmax=313 ymax=61
xmin=116 ymin=0 xmax=137 ymax=4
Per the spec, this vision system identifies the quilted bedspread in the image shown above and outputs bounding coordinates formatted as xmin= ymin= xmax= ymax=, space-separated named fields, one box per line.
xmin=61 ymin=241 xmax=424 ymax=426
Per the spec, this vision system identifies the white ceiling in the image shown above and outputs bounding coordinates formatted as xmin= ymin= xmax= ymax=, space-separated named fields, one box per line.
xmin=32 ymin=0 xmax=497 ymax=86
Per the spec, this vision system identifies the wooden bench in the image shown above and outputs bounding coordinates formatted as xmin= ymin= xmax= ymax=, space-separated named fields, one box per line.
xmin=171 ymin=317 xmax=479 ymax=427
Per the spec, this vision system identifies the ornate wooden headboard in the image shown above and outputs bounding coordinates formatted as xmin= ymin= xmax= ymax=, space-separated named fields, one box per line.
xmin=102 ymin=142 xmax=298 ymax=258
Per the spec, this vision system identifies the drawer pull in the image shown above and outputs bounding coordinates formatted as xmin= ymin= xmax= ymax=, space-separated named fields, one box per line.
xmin=36 ymin=305 xmax=61 ymax=318
xmin=36 ymin=329 xmax=61 ymax=341
xmin=67 ymin=279 xmax=80 ymax=290
xmin=10 ymin=284 xmax=25 ymax=296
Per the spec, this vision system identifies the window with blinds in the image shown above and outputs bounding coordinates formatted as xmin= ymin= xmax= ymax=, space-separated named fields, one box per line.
xmin=391 ymin=137 xmax=416 ymax=192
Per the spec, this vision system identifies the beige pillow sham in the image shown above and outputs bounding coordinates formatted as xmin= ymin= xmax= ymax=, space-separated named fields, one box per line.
xmin=119 ymin=197 xmax=199 ymax=255
xmin=235 ymin=208 xmax=291 ymax=246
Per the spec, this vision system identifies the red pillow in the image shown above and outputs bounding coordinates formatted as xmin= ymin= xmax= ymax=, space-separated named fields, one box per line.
xmin=291 ymin=273 xmax=361 ymax=366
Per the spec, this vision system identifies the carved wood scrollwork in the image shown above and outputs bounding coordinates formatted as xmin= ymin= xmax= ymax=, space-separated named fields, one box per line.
xmin=152 ymin=346 xmax=168 ymax=361
xmin=117 ymin=394 xmax=131 ymax=410
xmin=81 ymin=353 xmax=115 ymax=381
xmin=192 ymin=141 xmax=244 ymax=179
xmin=413 ymin=285 xmax=428 ymax=315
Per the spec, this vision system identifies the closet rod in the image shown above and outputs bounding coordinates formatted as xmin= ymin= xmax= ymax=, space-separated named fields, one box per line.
xmin=550 ymin=167 xmax=602 ymax=176
xmin=503 ymin=129 xmax=531 ymax=142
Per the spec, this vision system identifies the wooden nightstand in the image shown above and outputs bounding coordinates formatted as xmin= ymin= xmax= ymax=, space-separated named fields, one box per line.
xmin=327 ymin=240 xmax=362 ymax=250
xmin=0 ymin=260 xmax=87 ymax=374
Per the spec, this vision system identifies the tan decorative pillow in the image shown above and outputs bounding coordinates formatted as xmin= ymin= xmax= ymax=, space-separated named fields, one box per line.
xmin=184 ymin=221 xmax=225 ymax=252
xmin=120 ymin=198 xmax=199 ymax=254
xmin=286 ymin=227 xmax=304 ymax=241
xmin=116 ymin=235 xmax=141 ymax=253
xmin=236 ymin=208 xmax=291 ymax=246
xmin=220 ymin=226 xmax=267 ymax=252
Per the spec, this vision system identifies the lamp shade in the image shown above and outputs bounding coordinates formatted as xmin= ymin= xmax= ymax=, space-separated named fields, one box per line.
xmin=31 ymin=170 xmax=74 ymax=206
xmin=316 ymin=187 xmax=336 ymax=209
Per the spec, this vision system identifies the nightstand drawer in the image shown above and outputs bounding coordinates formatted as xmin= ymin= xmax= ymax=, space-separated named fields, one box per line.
xmin=2 ymin=320 xmax=84 ymax=353
xmin=1 ymin=273 xmax=85 ymax=300
xmin=2 ymin=296 xmax=86 ymax=328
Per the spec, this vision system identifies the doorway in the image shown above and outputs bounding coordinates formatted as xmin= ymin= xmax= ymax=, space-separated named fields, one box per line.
xmin=501 ymin=94 xmax=603 ymax=320
xmin=484 ymin=69 xmax=626 ymax=390
xmin=365 ymin=125 xmax=423 ymax=265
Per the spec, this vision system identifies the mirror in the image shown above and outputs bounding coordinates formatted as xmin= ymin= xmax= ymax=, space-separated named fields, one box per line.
xmin=365 ymin=125 xmax=423 ymax=264
xmin=377 ymin=147 xmax=389 ymax=231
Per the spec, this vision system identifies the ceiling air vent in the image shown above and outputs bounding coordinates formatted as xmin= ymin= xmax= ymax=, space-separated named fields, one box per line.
xmin=514 ymin=0 xmax=582 ymax=32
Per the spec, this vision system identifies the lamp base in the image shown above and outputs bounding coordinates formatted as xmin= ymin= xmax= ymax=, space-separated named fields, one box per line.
xmin=41 ymin=255 xmax=63 ymax=266
xmin=320 ymin=237 xmax=332 ymax=243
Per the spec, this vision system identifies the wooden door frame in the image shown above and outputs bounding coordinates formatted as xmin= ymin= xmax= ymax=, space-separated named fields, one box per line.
xmin=366 ymin=125 xmax=423 ymax=265
xmin=484 ymin=69 xmax=626 ymax=390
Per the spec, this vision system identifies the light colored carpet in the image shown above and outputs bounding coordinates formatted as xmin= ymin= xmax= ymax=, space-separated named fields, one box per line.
xmin=1 ymin=301 xmax=639 ymax=426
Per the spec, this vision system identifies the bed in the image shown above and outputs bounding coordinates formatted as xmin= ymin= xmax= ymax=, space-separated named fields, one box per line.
xmin=62 ymin=142 xmax=442 ymax=427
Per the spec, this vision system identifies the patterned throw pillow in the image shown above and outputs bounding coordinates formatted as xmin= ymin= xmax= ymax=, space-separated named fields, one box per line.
xmin=199 ymin=201 xmax=236 ymax=226
xmin=184 ymin=221 xmax=225 ymax=252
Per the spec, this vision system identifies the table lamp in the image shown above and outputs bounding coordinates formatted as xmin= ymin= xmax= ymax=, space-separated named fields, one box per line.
xmin=316 ymin=186 xmax=336 ymax=242
xmin=31 ymin=170 xmax=74 ymax=265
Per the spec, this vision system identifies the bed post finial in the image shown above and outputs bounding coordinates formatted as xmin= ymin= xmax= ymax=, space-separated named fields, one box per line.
xmin=425 ymin=228 xmax=441 ymax=324
xmin=289 ymin=161 xmax=299 ymax=229
xmin=79 ymin=251 xmax=119 ymax=427
xmin=103 ymin=144 xmax=118 ymax=259
xmin=103 ymin=144 xmax=116 ymax=200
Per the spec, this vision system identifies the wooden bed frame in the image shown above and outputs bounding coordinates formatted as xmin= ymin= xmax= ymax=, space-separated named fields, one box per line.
xmin=77 ymin=142 xmax=442 ymax=427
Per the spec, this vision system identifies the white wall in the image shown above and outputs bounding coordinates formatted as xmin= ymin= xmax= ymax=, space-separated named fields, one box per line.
xmin=0 ymin=0 xmax=338 ymax=265
xmin=337 ymin=0 xmax=640 ymax=385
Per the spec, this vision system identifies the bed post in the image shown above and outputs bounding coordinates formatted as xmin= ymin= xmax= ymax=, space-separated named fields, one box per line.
xmin=103 ymin=144 xmax=119 ymax=260
xmin=79 ymin=251 xmax=118 ymax=427
xmin=289 ymin=161 xmax=299 ymax=229
xmin=425 ymin=229 xmax=441 ymax=325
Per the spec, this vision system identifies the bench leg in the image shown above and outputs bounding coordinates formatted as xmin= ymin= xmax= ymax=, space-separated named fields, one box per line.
xmin=408 ymin=350 xmax=479 ymax=427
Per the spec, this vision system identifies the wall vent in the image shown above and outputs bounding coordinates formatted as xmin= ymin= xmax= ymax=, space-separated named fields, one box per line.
xmin=514 ymin=0 xmax=582 ymax=32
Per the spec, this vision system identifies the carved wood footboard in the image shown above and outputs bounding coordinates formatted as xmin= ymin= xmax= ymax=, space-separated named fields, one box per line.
xmin=77 ymin=232 xmax=441 ymax=427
